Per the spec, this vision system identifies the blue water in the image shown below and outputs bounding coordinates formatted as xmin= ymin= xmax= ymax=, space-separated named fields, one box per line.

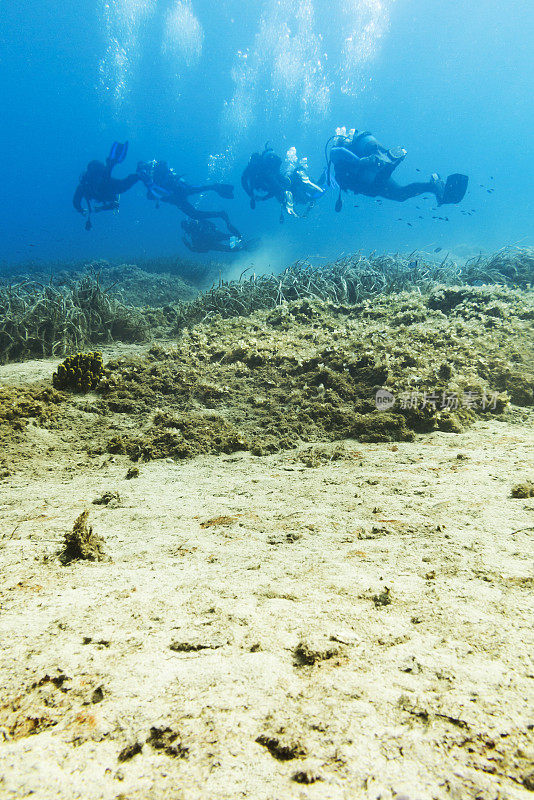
xmin=1 ymin=0 xmax=533 ymax=272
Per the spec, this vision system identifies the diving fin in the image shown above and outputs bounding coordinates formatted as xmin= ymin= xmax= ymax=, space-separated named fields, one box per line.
xmin=108 ymin=141 xmax=129 ymax=167
xmin=438 ymin=173 xmax=468 ymax=205
xmin=214 ymin=183 xmax=234 ymax=200
xmin=335 ymin=190 xmax=343 ymax=213
xmin=250 ymin=197 xmax=256 ymax=210
xmin=85 ymin=218 xmax=92 ymax=231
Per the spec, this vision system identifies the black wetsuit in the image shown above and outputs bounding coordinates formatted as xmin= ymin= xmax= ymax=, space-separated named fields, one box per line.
xmin=330 ymin=131 xmax=441 ymax=203
xmin=181 ymin=220 xmax=255 ymax=254
xmin=241 ymin=150 xmax=291 ymax=207
xmin=73 ymin=160 xmax=139 ymax=214
xmin=242 ymin=148 xmax=324 ymax=220
xmin=139 ymin=161 xmax=238 ymax=233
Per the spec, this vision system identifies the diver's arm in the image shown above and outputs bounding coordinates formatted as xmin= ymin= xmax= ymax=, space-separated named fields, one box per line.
xmin=330 ymin=146 xmax=363 ymax=167
xmin=330 ymin=147 xmax=381 ymax=176
xmin=110 ymin=174 xmax=140 ymax=194
xmin=73 ymin=184 xmax=86 ymax=213
xmin=298 ymin=173 xmax=324 ymax=194
xmin=241 ymin=170 xmax=253 ymax=197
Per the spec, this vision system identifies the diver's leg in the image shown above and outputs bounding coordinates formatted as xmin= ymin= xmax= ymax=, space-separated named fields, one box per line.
xmin=185 ymin=184 xmax=215 ymax=195
xmin=178 ymin=201 xmax=241 ymax=236
xmin=185 ymin=184 xmax=234 ymax=199
xmin=178 ymin=200 xmax=225 ymax=222
xmin=283 ymin=190 xmax=298 ymax=217
xmin=379 ymin=178 xmax=436 ymax=202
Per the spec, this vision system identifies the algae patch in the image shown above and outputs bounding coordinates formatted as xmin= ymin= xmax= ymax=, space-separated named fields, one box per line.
xmin=59 ymin=511 xmax=107 ymax=564
xmin=511 ymin=481 xmax=534 ymax=499
xmin=89 ymin=285 xmax=531 ymax=460
xmin=53 ymin=352 xmax=104 ymax=392
xmin=2 ymin=267 xmax=532 ymax=471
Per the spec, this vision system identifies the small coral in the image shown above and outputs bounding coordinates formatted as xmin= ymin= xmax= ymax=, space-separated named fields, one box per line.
xmin=52 ymin=352 xmax=103 ymax=393
xmin=59 ymin=510 xmax=107 ymax=564
xmin=255 ymin=732 xmax=306 ymax=761
xmin=293 ymin=638 xmax=341 ymax=666
xmin=511 ymin=481 xmax=534 ymax=499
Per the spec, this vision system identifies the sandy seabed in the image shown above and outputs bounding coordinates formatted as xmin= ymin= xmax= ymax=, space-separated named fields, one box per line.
xmin=0 ymin=354 xmax=533 ymax=800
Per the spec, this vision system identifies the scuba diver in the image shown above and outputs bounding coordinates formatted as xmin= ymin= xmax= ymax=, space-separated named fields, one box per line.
xmin=324 ymin=127 xmax=468 ymax=211
xmin=181 ymin=219 xmax=259 ymax=254
xmin=73 ymin=142 xmax=139 ymax=230
xmin=284 ymin=147 xmax=325 ymax=215
xmin=137 ymin=160 xmax=240 ymax=235
xmin=241 ymin=144 xmax=324 ymax=222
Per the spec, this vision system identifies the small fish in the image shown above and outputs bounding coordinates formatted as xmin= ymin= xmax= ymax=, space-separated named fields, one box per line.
xmin=407 ymin=222 xmax=413 ymax=227
xmin=490 ymin=176 xmax=494 ymax=180
xmin=471 ymin=209 xmax=476 ymax=212
xmin=397 ymin=218 xmax=403 ymax=221
xmin=487 ymin=189 xmax=492 ymax=193
xmin=415 ymin=168 xmax=421 ymax=173
xmin=418 ymin=215 xmax=424 ymax=219
xmin=434 ymin=247 xmax=442 ymax=253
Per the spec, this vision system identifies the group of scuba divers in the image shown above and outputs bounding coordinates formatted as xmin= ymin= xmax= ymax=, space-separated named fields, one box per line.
xmin=73 ymin=128 xmax=469 ymax=254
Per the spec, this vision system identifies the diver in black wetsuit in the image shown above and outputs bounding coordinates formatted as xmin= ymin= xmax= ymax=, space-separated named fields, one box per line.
xmin=241 ymin=147 xmax=291 ymax=212
xmin=242 ymin=145 xmax=324 ymax=221
xmin=137 ymin=160 xmax=240 ymax=235
xmin=325 ymin=128 xmax=468 ymax=211
xmin=181 ymin=219 xmax=259 ymax=254
xmin=73 ymin=142 xmax=139 ymax=230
